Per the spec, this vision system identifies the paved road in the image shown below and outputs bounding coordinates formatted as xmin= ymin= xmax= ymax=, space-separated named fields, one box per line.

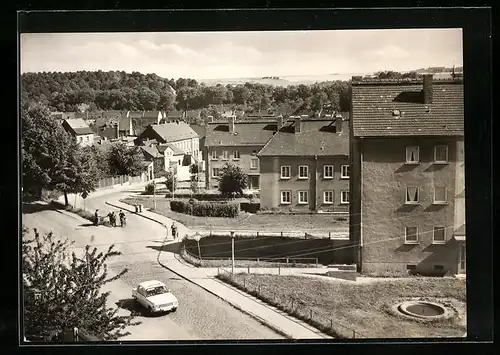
xmin=22 ymin=190 xmax=283 ymax=341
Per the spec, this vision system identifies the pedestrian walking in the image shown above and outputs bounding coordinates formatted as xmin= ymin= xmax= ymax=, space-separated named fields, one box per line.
xmin=171 ymin=222 xmax=178 ymax=240
xmin=119 ymin=210 xmax=126 ymax=227
xmin=94 ymin=209 xmax=99 ymax=226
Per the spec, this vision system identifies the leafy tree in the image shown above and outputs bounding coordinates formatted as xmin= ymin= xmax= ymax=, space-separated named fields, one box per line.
xmin=107 ymin=142 xmax=145 ymax=177
xmin=218 ymin=163 xmax=248 ymax=198
xmin=22 ymin=227 xmax=139 ymax=341
xmin=163 ymin=170 xmax=177 ymax=192
xmin=189 ymin=163 xmax=201 ymax=194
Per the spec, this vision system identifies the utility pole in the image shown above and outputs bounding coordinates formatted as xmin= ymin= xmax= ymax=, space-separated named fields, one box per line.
xmin=153 ymin=180 xmax=156 ymax=211
xmin=231 ymin=231 xmax=235 ymax=274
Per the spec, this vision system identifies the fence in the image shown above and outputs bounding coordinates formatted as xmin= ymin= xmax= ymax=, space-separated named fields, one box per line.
xmin=97 ymin=174 xmax=142 ymax=189
xmin=217 ymin=267 xmax=366 ymax=339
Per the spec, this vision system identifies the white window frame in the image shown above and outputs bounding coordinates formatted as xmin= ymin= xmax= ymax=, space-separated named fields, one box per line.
xmin=433 ymin=226 xmax=446 ymax=244
xmin=341 ymin=165 xmax=350 ymax=179
xmin=250 ymin=158 xmax=259 ymax=170
xmin=280 ymin=165 xmax=291 ymax=179
xmin=233 ymin=150 xmax=240 ymax=160
xmin=211 ymin=168 xmax=220 ymax=178
xmin=222 ymin=150 xmax=229 ymax=160
xmin=280 ymin=191 xmax=291 ymax=205
xmin=298 ymin=165 xmax=309 ymax=179
xmin=211 ymin=150 xmax=218 ymax=160
xmin=405 ymin=186 xmax=419 ymax=204
xmin=323 ymin=165 xmax=334 ymax=179
xmin=405 ymin=226 xmax=419 ymax=244
xmin=340 ymin=190 xmax=349 ymax=204
xmin=298 ymin=191 xmax=309 ymax=205
xmin=434 ymin=145 xmax=449 ymax=164
xmin=323 ymin=190 xmax=334 ymax=204
xmin=433 ymin=187 xmax=448 ymax=204
xmin=405 ymin=146 xmax=420 ymax=164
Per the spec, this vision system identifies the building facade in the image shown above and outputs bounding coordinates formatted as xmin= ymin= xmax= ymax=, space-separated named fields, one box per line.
xmin=204 ymin=117 xmax=278 ymax=190
xmin=258 ymin=116 xmax=350 ymax=212
xmin=349 ymin=74 xmax=465 ymax=276
xmin=61 ymin=118 xmax=95 ymax=147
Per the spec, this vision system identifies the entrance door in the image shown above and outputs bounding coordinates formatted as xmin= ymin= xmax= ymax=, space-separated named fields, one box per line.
xmin=249 ymin=175 xmax=260 ymax=190
xmin=458 ymin=243 xmax=466 ymax=274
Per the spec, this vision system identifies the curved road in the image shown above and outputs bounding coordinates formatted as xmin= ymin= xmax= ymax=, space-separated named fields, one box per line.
xmin=22 ymin=189 xmax=283 ymax=341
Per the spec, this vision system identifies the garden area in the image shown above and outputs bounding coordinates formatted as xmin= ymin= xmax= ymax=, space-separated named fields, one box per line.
xmin=216 ymin=273 xmax=467 ymax=339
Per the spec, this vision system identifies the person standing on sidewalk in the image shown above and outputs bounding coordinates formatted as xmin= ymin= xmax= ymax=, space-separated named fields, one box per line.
xmin=94 ymin=209 xmax=99 ymax=226
xmin=171 ymin=222 xmax=178 ymax=240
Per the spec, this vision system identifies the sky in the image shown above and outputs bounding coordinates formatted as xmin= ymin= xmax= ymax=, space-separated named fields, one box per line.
xmin=20 ymin=29 xmax=463 ymax=80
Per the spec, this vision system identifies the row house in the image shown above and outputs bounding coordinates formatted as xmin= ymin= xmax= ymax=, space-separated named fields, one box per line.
xmin=258 ymin=115 xmax=349 ymax=212
xmin=61 ymin=118 xmax=95 ymax=147
xmin=349 ymin=74 xmax=465 ymax=276
xmin=204 ymin=116 xmax=278 ymax=190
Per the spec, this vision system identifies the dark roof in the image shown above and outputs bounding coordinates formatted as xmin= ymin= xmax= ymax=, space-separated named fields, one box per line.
xmin=158 ymin=143 xmax=185 ymax=155
xmin=148 ymin=122 xmax=199 ymax=142
xmin=63 ymin=118 xmax=94 ymax=135
xmin=205 ymin=120 xmax=278 ymax=147
xmin=140 ymin=145 xmax=163 ymax=159
xmin=102 ymin=110 xmax=125 ymax=118
xmin=142 ymin=111 xmax=162 ymax=119
xmin=258 ymin=119 xmax=349 ymax=157
xmin=351 ymin=77 xmax=464 ymax=137
xmin=128 ymin=111 xmax=144 ymax=118
xmin=166 ymin=110 xmax=184 ymax=118
xmin=189 ymin=124 xmax=206 ymax=138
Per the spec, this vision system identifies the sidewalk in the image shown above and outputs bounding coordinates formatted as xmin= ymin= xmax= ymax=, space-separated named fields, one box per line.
xmin=108 ymin=198 xmax=332 ymax=339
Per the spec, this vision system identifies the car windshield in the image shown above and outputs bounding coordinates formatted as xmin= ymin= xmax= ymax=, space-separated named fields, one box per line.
xmin=146 ymin=286 xmax=168 ymax=297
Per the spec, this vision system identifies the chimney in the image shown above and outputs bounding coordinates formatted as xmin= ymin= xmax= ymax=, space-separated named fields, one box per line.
xmin=276 ymin=115 xmax=284 ymax=130
xmin=423 ymin=74 xmax=434 ymax=104
xmin=229 ymin=115 xmax=236 ymax=134
xmin=335 ymin=114 xmax=343 ymax=133
xmin=294 ymin=117 xmax=302 ymax=134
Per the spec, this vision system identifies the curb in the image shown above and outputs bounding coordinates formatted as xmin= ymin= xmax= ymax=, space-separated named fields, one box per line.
xmin=105 ymin=199 xmax=293 ymax=339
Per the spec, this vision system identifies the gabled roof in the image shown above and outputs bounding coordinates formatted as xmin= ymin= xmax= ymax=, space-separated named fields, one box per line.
xmin=166 ymin=110 xmax=185 ymax=118
xmin=102 ymin=110 xmax=125 ymax=118
xmin=63 ymin=118 xmax=94 ymax=135
xmin=95 ymin=117 xmax=119 ymax=128
xmin=189 ymin=124 xmax=206 ymax=139
xmin=142 ymin=111 xmax=162 ymax=119
xmin=140 ymin=145 xmax=164 ymax=159
xmin=205 ymin=120 xmax=277 ymax=147
xmin=147 ymin=122 xmax=199 ymax=142
xmin=258 ymin=119 xmax=349 ymax=157
xmin=128 ymin=111 xmax=144 ymax=118
xmin=158 ymin=143 xmax=185 ymax=156
xmin=351 ymin=77 xmax=464 ymax=137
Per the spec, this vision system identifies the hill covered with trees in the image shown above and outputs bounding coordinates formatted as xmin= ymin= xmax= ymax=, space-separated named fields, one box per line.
xmin=20 ymin=70 xmax=351 ymax=114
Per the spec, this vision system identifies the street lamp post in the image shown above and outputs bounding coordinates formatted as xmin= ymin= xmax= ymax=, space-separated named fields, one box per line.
xmin=231 ymin=231 xmax=235 ymax=274
xmin=153 ymin=181 xmax=156 ymax=211
xmin=193 ymin=232 xmax=202 ymax=266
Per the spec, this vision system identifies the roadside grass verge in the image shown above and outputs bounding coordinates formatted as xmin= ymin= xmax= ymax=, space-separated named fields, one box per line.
xmin=121 ymin=196 xmax=348 ymax=233
xmin=215 ymin=273 xmax=467 ymax=339
xmin=50 ymin=201 xmax=112 ymax=227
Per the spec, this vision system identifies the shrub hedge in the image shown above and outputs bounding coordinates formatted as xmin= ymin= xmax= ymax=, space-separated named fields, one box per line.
xmin=165 ymin=192 xmax=259 ymax=201
xmin=240 ymin=202 xmax=260 ymax=213
xmin=170 ymin=199 xmax=240 ymax=217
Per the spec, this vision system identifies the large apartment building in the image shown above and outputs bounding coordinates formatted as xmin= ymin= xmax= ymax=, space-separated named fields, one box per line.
xmin=349 ymin=74 xmax=465 ymax=276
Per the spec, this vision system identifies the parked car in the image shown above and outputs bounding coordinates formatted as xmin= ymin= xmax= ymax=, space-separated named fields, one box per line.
xmin=132 ymin=280 xmax=178 ymax=314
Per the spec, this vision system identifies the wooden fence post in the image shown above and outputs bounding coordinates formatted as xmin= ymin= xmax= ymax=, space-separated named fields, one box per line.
xmin=310 ymin=309 xmax=313 ymax=320
xmin=352 ymin=330 xmax=356 ymax=338
xmin=330 ymin=319 xmax=333 ymax=329
xmin=258 ymin=284 xmax=261 ymax=293
xmin=247 ymin=266 xmax=250 ymax=274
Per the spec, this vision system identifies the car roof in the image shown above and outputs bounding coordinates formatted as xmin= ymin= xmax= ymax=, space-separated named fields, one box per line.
xmin=139 ymin=280 xmax=166 ymax=289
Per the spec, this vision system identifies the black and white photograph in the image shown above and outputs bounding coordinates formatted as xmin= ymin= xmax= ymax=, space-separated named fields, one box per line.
xmin=19 ymin=26 xmax=469 ymax=342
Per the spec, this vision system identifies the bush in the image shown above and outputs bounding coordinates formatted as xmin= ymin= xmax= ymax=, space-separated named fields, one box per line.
xmin=144 ymin=183 xmax=155 ymax=195
xmin=170 ymin=199 xmax=240 ymax=217
xmin=165 ymin=192 xmax=259 ymax=201
xmin=240 ymin=202 xmax=260 ymax=213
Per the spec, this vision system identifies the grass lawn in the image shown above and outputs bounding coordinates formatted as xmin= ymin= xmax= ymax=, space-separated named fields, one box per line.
xmin=218 ymin=274 xmax=466 ymax=339
xmin=121 ymin=196 xmax=348 ymax=233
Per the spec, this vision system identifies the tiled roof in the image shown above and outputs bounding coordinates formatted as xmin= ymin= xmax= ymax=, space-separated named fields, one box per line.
xmin=351 ymin=78 xmax=464 ymax=137
xmin=63 ymin=118 xmax=94 ymax=135
xmin=102 ymin=110 xmax=125 ymax=118
xmin=158 ymin=143 xmax=185 ymax=155
xmin=150 ymin=122 xmax=199 ymax=142
xmin=128 ymin=111 xmax=144 ymax=118
xmin=258 ymin=119 xmax=349 ymax=157
xmin=189 ymin=124 xmax=206 ymax=138
xmin=140 ymin=145 xmax=163 ymax=159
xmin=143 ymin=111 xmax=162 ymax=119
xmin=166 ymin=110 xmax=184 ymax=118
xmin=205 ymin=120 xmax=278 ymax=147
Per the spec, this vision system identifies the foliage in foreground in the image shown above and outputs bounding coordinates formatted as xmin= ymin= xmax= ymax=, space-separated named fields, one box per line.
xmin=22 ymin=227 xmax=139 ymax=341
xmin=170 ymin=199 xmax=240 ymax=218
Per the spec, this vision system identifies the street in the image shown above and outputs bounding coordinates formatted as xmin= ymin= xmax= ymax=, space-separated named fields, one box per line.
xmin=22 ymin=189 xmax=283 ymax=341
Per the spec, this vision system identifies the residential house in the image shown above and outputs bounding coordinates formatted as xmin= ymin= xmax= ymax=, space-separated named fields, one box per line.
xmin=164 ymin=110 xmax=185 ymax=122
xmin=258 ymin=115 xmax=349 ymax=212
xmin=349 ymin=74 xmax=465 ymax=276
xmin=90 ymin=117 xmax=120 ymax=140
xmin=51 ymin=111 xmax=76 ymax=120
xmin=204 ymin=116 xmax=278 ymax=190
xmin=157 ymin=143 xmax=186 ymax=171
xmin=189 ymin=124 xmax=207 ymax=170
xmin=126 ymin=110 xmax=163 ymax=136
xmin=61 ymin=118 xmax=95 ymax=147
xmin=140 ymin=145 xmax=165 ymax=179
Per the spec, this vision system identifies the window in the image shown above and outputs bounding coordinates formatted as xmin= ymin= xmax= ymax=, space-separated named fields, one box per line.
xmin=340 ymin=191 xmax=349 ymax=204
xmin=280 ymin=191 xmax=291 ymax=204
xmin=298 ymin=165 xmax=309 ymax=179
xmin=211 ymin=168 xmax=220 ymax=178
xmin=252 ymin=150 xmax=257 ymax=156
xmin=406 ymin=146 xmax=420 ymax=164
xmin=233 ymin=150 xmax=240 ymax=160
xmin=341 ymin=165 xmax=350 ymax=179
xmin=211 ymin=150 xmax=217 ymax=160
xmin=434 ymin=187 xmax=447 ymax=204
xmin=323 ymin=165 xmax=334 ymax=179
xmin=434 ymin=145 xmax=448 ymax=163
xmin=281 ymin=166 xmax=291 ymax=179
xmin=222 ymin=150 xmax=229 ymax=160
xmin=433 ymin=226 xmax=446 ymax=244
xmin=250 ymin=158 xmax=259 ymax=170
xmin=405 ymin=227 xmax=419 ymax=244
xmin=405 ymin=187 xmax=419 ymax=204
xmin=298 ymin=191 xmax=309 ymax=204
xmin=323 ymin=191 xmax=334 ymax=204
xmin=86 ymin=135 xmax=90 ymax=141
xmin=78 ymin=136 xmax=83 ymax=142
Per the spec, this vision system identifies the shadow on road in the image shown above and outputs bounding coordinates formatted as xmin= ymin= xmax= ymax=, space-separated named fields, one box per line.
xmin=79 ymin=223 xmax=96 ymax=227
xmin=116 ymin=298 xmax=174 ymax=318
xmin=147 ymin=241 xmax=182 ymax=254
xmin=22 ymin=201 xmax=63 ymax=214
